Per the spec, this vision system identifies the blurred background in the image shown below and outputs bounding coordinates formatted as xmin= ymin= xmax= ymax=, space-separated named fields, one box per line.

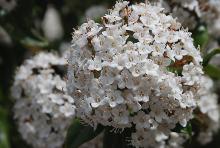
xmin=0 ymin=0 xmax=220 ymax=148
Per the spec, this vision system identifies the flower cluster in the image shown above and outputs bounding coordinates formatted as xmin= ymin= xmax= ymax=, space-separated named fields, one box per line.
xmin=68 ymin=1 xmax=219 ymax=147
xmin=12 ymin=52 xmax=75 ymax=148
xmin=197 ymin=76 xmax=220 ymax=145
xmin=0 ymin=0 xmax=16 ymax=12
xmin=150 ymin=0 xmax=220 ymax=36
xmin=84 ymin=5 xmax=107 ymax=21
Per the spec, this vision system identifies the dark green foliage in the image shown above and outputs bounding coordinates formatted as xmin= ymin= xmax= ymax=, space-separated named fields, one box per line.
xmin=103 ymin=127 xmax=134 ymax=148
xmin=204 ymin=64 xmax=220 ymax=80
xmin=203 ymin=48 xmax=220 ymax=67
xmin=0 ymin=108 xmax=10 ymax=148
xmin=192 ymin=25 xmax=209 ymax=51
xmin=65 ymin=119 xmax=104 ymax=148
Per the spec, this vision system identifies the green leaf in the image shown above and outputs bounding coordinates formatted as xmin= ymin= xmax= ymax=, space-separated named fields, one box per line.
xmin=166 ymin=66 xmax=182 ymax=76
xmin=181 ymin=123 xmax=192 ymax=138
xmin=20 ymin=37 xmax=49 ymax=48
xmin=0 ymin=86 xmax=4 ymax=102
xmin=203 ymin=48 xmax=220 ymax=67
xmin=180 ymin=123 xmax=193 ymax=144
xmin=203 ymin=64 xmax=220 ymax=79
xmin=0 ymin=109 xmax=10 ymax=148
xmin=65 ymin=119 xmax=103 ymax=148
xmin=0 ymin=121 xmax=10 ymax=148
xmin=192 ymin=25 xmax=209 ymax=51
xmin=173 ymin=122 xmax=193 ymax=144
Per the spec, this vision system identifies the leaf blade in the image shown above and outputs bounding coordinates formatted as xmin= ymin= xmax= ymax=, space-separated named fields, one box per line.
xmin=203 ymin=48 xmax=220 ymax=67
xmin=204 ymin=64 xmax=220 ymax=80
xmin=192 ymin=25 xmax=209 ymax=51
xmin=0 ymin=108 xmax=10 ymax=148
xmin=65 ymin=119 xmax=103 ymax=148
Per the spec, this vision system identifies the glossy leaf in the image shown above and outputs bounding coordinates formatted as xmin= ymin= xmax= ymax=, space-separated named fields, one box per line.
xmin=204 ymin=64 xmax=220 ymax=80
xmin=65 ymin=119 xmax=103 ymax=148
xmin=181 ymin=123 xmax=192 ymax=139
xmin=0 ymin=109 xmax=10 ymax=148
xmin=192 ymin=25 xmax=209 ymax=51
xmin=20 ymin=37 xmax=49 ymax=48
xmin=203 ymin=48 xmax=220 ymax=67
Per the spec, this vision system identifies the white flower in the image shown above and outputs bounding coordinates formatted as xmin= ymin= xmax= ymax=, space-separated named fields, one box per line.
xmin=150 ymin=0 xmax=220 ymax=34
xmin=132 ymin=111 xmax=151 ymax=130
xmin=168 ymin=132 xmax=186 ymax=148
xmin=0 ymin=0 xmax=16 ymax=11
xmin=85 ymin=5 xmax=107 ymax=21
xmin=67 ymin=1 xmax=219 ymax=147
xmin=60 ymin=103 xmax=76 ymax=117
xmin=182 ymin=63 xmax=203 ymax=85
xmin=12 ymin=52 xmax=75 ymax=148
xmin=42 ymin=5 xmax=63 ymax=41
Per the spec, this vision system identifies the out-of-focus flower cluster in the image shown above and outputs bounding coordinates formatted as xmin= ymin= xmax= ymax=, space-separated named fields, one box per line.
xmin=83 ymin=5 xmax=107 ymax=22
xmin=11 ymin=52 xmax=75 ymax=148
xmin=0 ymin=0 xmax=16 ymax=12
xmin=68 ymin=1 xmax=220 ymax=148
xmin=150 ymin=0 xmax=220 ymax=37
